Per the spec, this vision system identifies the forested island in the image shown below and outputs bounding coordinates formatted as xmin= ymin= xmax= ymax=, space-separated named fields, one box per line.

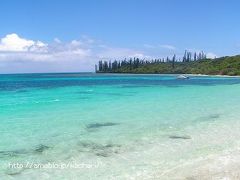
xmin=96 ymin=50 xmax=240 ymax=76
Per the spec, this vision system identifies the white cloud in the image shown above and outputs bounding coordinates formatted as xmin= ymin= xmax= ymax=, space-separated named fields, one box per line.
xmin=0 ymin=33 xmax=93 ymax=64
xmin=0 ymin=33 xmax=47 ymax=52
xmin=207 ymin=52 xmax=217 ymax=59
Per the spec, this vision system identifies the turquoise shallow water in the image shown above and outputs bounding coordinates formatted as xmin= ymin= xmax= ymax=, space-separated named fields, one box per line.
xmin=1 ymin=73 xmax=240 ymax=179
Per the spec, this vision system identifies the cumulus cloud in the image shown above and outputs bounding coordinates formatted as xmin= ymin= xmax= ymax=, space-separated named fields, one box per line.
xmin=0 ymin=33 xmax=94 ymax=63
xmin=0 ymin=33 xmax=47 ymax=52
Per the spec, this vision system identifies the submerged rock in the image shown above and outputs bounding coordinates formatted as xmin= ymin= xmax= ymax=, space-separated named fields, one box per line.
xmin=209 ymin=114 xmax=220 ymax=119
xmin=78 ymin=142 xmax=120 ymax=150
xmin=34 ymin=144 xmax=50 ymax=153
xmin=169 ymin=135 xmax=191 ymax=140
xmin=86 ymin=122 xmax=119 ymax=129
xmin=95 ymin=152 xmax=110 ymax=157
xmin=78 ymin=142 xmax=105 ymax=150
xmin=78 ymin=141 xmax=121 ymax=157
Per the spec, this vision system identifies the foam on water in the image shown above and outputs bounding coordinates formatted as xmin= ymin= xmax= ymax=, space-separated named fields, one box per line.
xmin=1 ymin=73 xmax=240 ymax=179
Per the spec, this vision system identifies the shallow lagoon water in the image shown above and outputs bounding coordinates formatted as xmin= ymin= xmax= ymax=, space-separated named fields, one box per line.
xmin=1 ymin=73 xmax=240 ymax=179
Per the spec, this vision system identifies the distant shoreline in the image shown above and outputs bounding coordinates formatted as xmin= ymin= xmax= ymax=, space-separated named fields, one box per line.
xmin=96 ymin=55 xmax=240 ymax=76
xmin=96 ymin=72 xmax=240 ymax=78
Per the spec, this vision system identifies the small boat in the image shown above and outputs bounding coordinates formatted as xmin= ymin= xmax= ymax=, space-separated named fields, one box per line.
xmin=177 ymin=75 xmax=189 ymax=79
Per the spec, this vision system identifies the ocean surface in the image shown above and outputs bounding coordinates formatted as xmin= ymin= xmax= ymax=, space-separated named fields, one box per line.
xmin=1 ymin=73 xmax=240 ymax=179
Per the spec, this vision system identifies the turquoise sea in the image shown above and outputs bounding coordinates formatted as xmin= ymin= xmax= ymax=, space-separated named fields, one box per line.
xmin=1 ymin=73 xmax=240 ymax=179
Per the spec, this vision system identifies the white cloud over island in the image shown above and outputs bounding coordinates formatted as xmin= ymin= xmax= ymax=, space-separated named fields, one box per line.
xmin=0 ymin=33 xmax=217 ymax=73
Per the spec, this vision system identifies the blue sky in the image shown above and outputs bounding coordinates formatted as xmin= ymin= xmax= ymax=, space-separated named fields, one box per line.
xmin=0 ymin=0 xmax=240 ymax=73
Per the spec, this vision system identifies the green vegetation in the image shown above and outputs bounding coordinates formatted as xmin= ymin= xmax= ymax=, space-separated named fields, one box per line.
xmin=96 ymin=51 xmax=240 ymax=76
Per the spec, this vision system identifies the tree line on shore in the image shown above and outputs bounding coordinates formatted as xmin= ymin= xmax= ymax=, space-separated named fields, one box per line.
xmin=95 ymin=51 xmax=240 ymax=76
xmin=96 ymin=50 xmax=208 ymax=73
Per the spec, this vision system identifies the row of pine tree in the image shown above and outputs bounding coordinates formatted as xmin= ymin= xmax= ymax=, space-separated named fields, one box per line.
xmin=96 ymin=50 xmax=208 ymax=72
